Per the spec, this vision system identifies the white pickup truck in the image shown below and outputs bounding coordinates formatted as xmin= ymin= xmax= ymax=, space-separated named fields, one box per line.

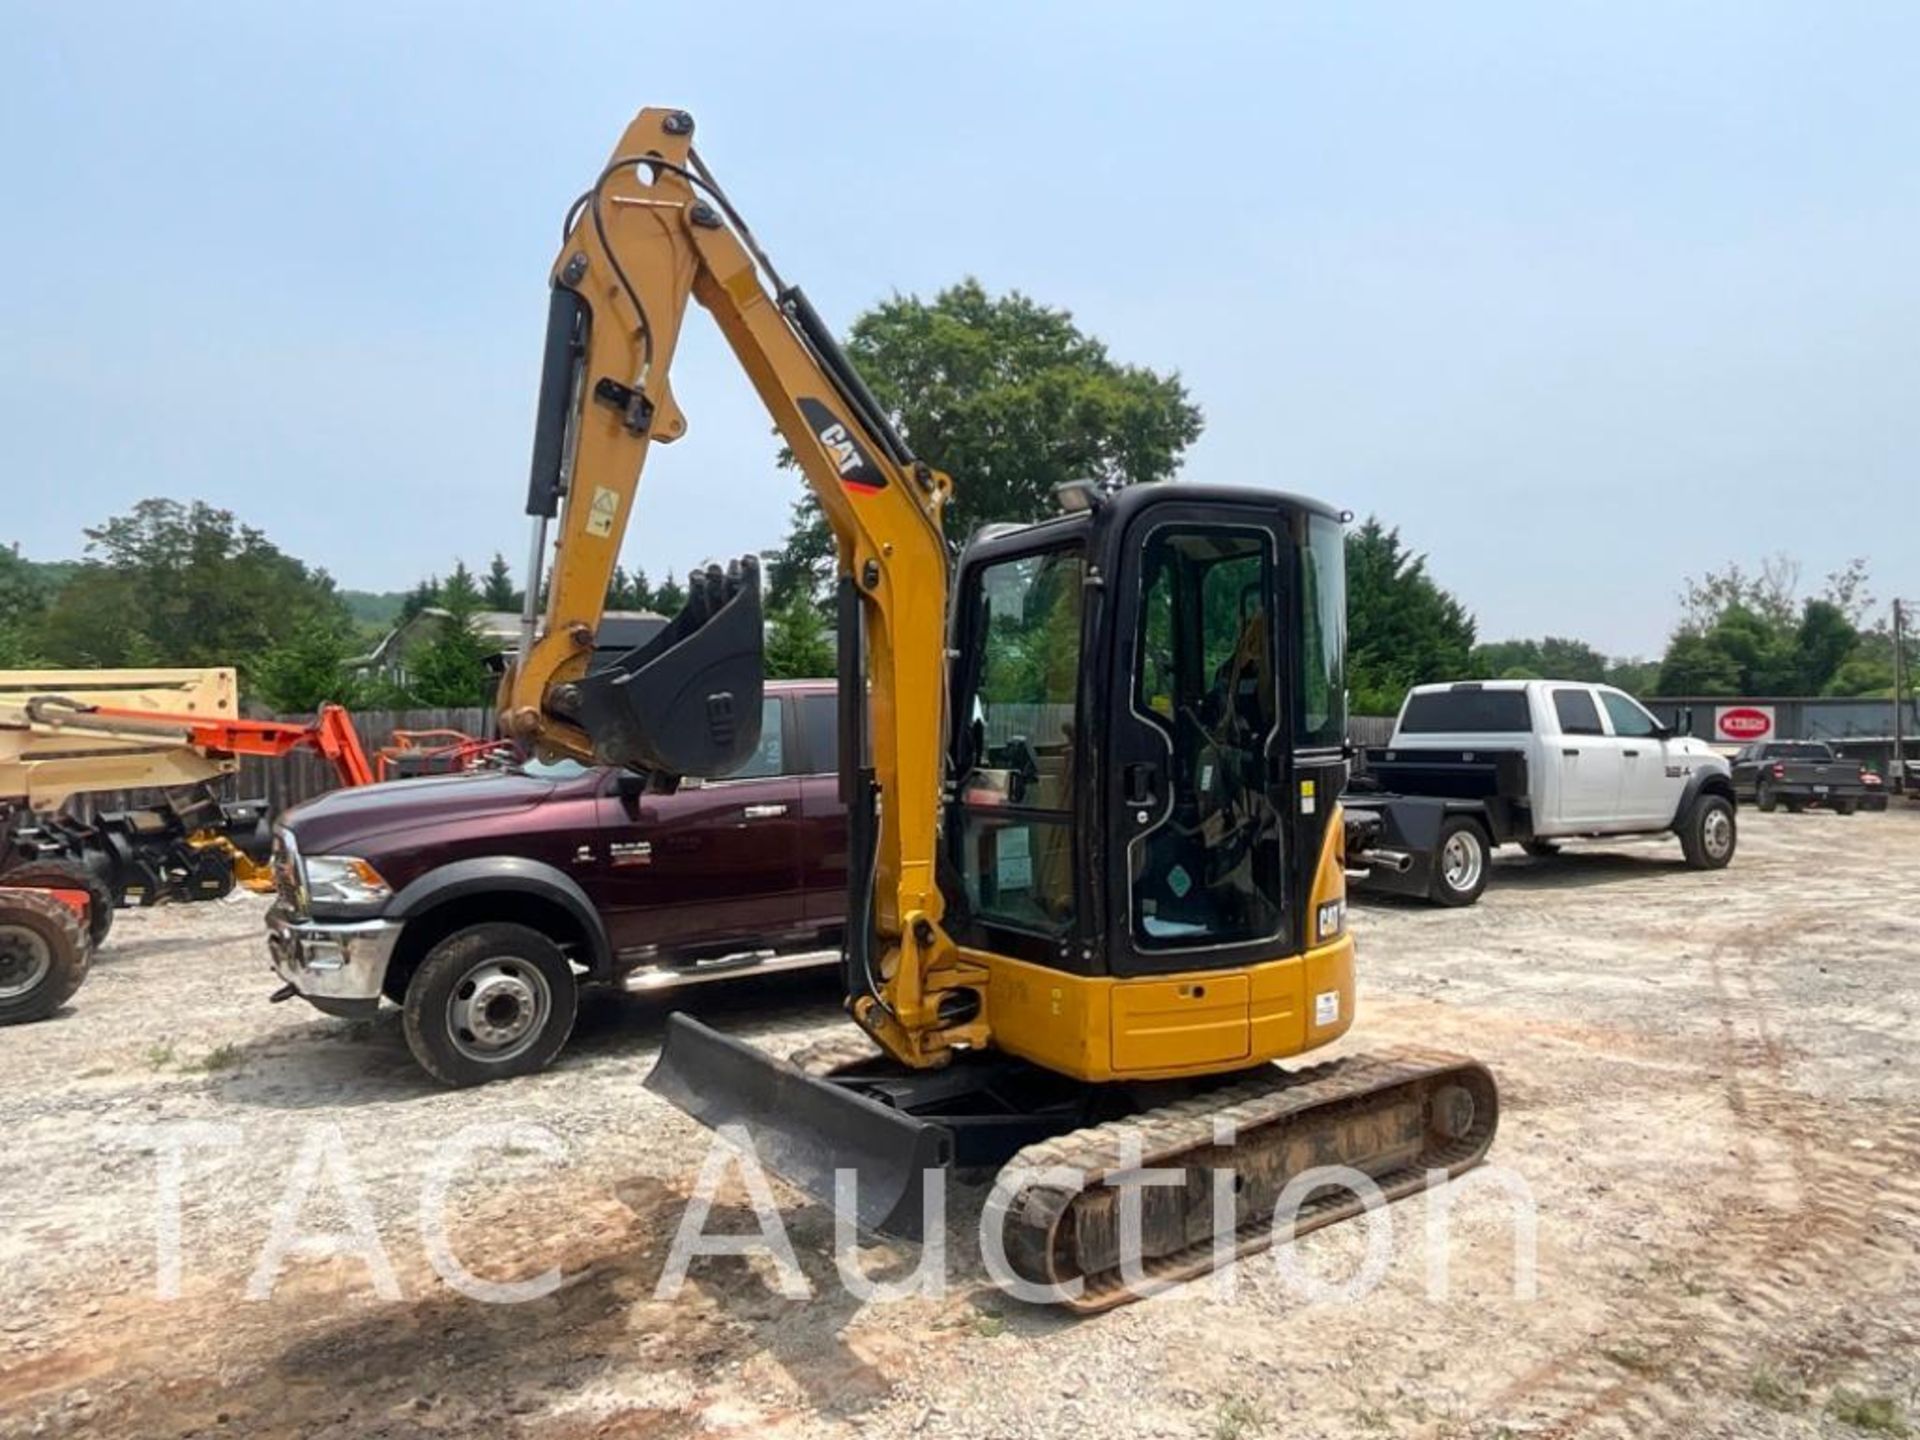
xmin=1344 ymin=679 xmax=1737 ymax=905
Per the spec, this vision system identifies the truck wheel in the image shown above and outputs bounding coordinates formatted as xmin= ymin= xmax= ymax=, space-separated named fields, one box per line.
xmin=0 ymin=859 xmax=114 ymax=947
xmin=1834 ymin=798 xmax=1858 ymax=816
xmin=1755 ymin=781 xmax=1778 ymax=813
xmin=402 ymin=923 xmax=578 ymax=1087
xmin=1520 ymin=840 xmax=1559 ymax=858
xmin=1679 ymin=794 xmax=1737 ymax=870
xmin=0 ymin=890 xmax=91 ymax=1026
xmin=1429 ymin=818 xmax=1490 ymax=907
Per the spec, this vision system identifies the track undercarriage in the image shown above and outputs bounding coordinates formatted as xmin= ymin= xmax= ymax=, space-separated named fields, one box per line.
xmin=647 ymin=1016 xmax=1499 ymax=1312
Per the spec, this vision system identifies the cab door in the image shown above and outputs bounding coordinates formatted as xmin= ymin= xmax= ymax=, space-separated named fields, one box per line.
xmin=592 ymin=694 xmax=805 ymax=954
xmin=1105 ymin=508 xmax=1289 ymax=978
xmin=1548 ymin=686 xmax=1622 ymax=826
xmin=1598 ymin=688 xmax=1675 ymax=825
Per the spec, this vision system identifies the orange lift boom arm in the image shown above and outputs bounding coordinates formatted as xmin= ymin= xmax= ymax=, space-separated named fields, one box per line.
xmin=25 ymin=699 xmax=376 ymax=789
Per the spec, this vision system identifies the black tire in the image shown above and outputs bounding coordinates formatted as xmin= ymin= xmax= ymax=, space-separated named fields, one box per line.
xmin=1428 ymin=817 xmax=1491 ymax=907
xmin=0 ymin=859 xmax=114 ymax=947
xmin=0 ymin=890 xmax=91 ymax=1026
xmin=1783 ymin=797 xmax=1806 ymax=815
xmin=1520 ymin=840 xmax=1560 ymax=858
xmin=1678 ymin=793 xmax=1737 ymax=870
xmin=402 ymin=922 xmax=578 ymax=1087
xmin=1833 ymin=798 xmax=1858 ymax=816
xmin=1755 ymin=781 xmax=1778 ymax=813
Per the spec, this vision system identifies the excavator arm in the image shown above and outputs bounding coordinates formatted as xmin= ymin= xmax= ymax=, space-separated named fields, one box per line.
xmin=498 ymin=107 xmax=982 ymax=1068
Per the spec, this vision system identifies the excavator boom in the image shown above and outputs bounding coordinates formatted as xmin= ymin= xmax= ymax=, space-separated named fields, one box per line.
xmin=499 ymin=108 xmax=977 ymax=1069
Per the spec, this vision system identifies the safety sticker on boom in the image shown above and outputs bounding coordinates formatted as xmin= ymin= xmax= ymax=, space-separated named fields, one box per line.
xmin=798 ymin=397 xmax=886 ymax=493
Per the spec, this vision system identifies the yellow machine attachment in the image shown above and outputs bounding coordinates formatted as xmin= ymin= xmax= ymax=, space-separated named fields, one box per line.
xmin=505 ymin=108 xmax=1497 ymax=1306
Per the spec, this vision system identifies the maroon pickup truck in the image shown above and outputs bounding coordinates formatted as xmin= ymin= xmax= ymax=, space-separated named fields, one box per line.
xmin=267 ymin=680 xmax=845 ymax=1084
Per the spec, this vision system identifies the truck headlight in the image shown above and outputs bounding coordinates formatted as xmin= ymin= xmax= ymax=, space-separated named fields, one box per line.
xmin=1317 ymin=897 xmax=1347 ymax=943
xmin=303 ymin=855 xmax=393 ymax=907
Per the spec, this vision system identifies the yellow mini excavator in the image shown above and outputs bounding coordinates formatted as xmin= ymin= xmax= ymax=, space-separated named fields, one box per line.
xmin=500 ymin=107 xmax=1497 ymax=1310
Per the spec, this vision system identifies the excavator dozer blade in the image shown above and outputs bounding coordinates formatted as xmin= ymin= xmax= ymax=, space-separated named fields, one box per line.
xmin=644 ymin=1013 xmax=954 ymax=1240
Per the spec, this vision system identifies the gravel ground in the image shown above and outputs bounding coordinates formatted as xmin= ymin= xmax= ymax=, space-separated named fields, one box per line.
xmin=2 ymin=806 xmax=1917 ymax=1439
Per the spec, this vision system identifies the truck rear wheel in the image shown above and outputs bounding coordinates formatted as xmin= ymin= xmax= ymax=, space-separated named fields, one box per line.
xmin=1429 ymin=818 xmax=1490 ymax=907
xmin=1755 ymin=781 xmax=1778 ymax=813
xmin=402 ymin=922 xmax=578 ymax=1087
xmin=0 ymin=890 xmax=91 ymax=1026
xmin=1679 ymin=794 xmax=1737 ymax=870
xmin=0 ymin=859 xmax=114 ymax=947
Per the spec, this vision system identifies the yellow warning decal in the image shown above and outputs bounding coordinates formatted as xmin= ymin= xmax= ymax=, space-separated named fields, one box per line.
xmin=585 ymin=486 xmax=620 ymax=538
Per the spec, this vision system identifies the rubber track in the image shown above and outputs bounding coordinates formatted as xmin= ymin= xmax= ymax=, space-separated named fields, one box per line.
xmin=999 ymin=1046 xmax=1498 ymax=1313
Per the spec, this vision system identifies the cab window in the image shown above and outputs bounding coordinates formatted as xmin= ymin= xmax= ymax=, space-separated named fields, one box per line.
xmin=1552 ymin=688 xmax=1605 ymax=737
xmin=719 ymin=696 xmax=786 ymax=779
xmin=953 ymin=546 xmax=1085 ymax=935
xmin=1599 ymin=690 xmax=1658 ymax=738
xmin=799 ymin=693 xmax=838 ymax=775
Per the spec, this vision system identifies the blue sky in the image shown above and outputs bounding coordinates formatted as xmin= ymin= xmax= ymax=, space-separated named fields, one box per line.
xmin=4 ymin=2 xmax=1914 ymax=654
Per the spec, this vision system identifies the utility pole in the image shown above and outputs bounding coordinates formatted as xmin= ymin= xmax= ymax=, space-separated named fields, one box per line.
xmin=1895 ymin=599 xmax=1909 ymax=796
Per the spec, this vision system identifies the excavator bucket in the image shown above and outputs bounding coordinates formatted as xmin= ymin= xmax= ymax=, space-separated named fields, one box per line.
xmin=572 ymin=557 xmax=765 ymax=777
xmin=644 ymin=1013 xmax=955 ymax=1239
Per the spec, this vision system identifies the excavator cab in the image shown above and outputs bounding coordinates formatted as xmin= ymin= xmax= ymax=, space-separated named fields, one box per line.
xmin=942 ymin=483 xmax=1352 ymax=1009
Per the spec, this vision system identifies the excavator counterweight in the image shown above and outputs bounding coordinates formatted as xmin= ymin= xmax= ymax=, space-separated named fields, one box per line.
xmin=507 ymin=107 xmax=1498 ymax=1307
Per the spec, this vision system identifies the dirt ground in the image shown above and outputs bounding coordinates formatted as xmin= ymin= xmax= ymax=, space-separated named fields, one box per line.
xmin=2 ymin=806 xmax=1917 ymax=1440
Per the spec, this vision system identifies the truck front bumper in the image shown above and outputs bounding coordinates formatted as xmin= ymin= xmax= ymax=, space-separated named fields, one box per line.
xmin=267 ymin=905 xmax=402 ymax=1018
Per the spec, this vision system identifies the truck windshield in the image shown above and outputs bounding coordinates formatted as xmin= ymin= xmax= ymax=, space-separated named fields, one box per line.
xmin=1399 ymin=690 xmax=1531 ymax=733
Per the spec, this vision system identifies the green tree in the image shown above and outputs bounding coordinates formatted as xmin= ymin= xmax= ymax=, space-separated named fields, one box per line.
xmin=441 ymin=560 xmax=482 ymax=613
xmin=481 ymin=553 xmax=519 ymax=610
xmin=39 ymin=499 xmax=350 ymax=684
xmin=252 ymin=615 xmax=368 ymax=712
xmin=0 ymin=546 xmax=54 ymax=665
xmin=1793 ymin=599 xmax=1856 ymax=694
xmin=763 ymin=495 xmax=837 ymax=610
xmin=1603 ymin=657 xmax=1662 ymax=696
xmin=1656 ymin=630 xmax=1744 ymax=695
xmin=405 ymin=575 xmax=494 ymax=706
xmin=763 ymin=591 xmax=836 ymax=680
xmin=400 ymin=576 xmax=441 ymax=621
xmin=627 ymin=567 xmax=654 ymax=613
xmin=1345 ymin=518 xmax=1475 ymax=714
xmin=653 ymin=570 xmax=686 ymax=617
xmin=764 ymin=278 xmax=1203 ymax=605
xmin=1656 ymin=556 xmax=1871 ymax=695
xmin=1470 ymin=636 xmax=1609 ymax=683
